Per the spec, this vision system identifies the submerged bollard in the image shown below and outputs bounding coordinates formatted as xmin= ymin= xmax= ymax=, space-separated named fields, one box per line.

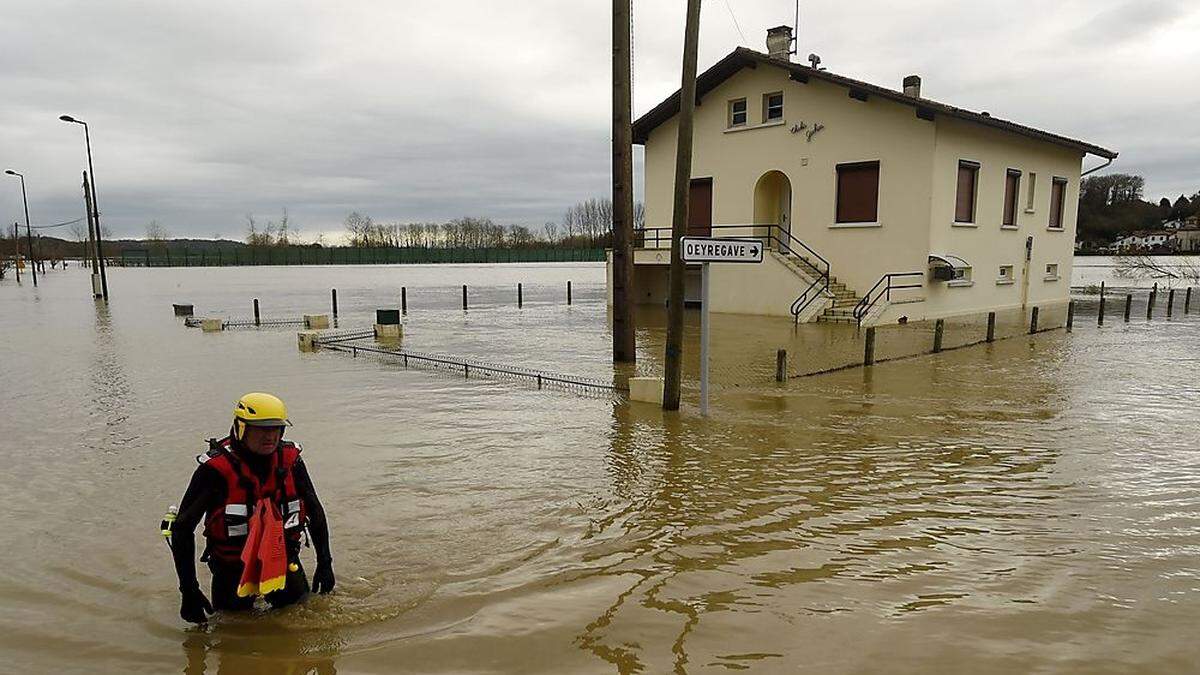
xmin=932 ymin=320 xmax=944 ymax=353
xmin=462 ymin=285 xmax=468 ymax=311
xmin=776 ymin=349 xmax=788 ymax=381
xmin=1098 ymin=292 xmax=1106 ymax=326
xmin=1147 ymin=289 xmax=1156 ymax=320
xmin=1067 ymin=300 xmax=1075 ymax=331
xmin=986 ymin=311 xmax=996 ymax=343
xmin=864 ymin=327 xmax=876 ymax=366
xmin=1168 ymin=288 xmax=1176 ymax=318
xmin=567 ymin=280 xmax=572 ymax=305
xmin=1124 ymin=294 xmax=1132 ymax=322
xmin=1030 ymin=307 xmax=1039 ymax=334
xmin=401 ymin=286 xmax=407 ymax=314
xmin=331 ymin=289 xmax=338 ymax=320
xmin=253 ymin=298 xmax=261 ymax=326
xmin=1187 ymin=287 xmax=1193 ymax=314
xmin=518 ymin=283 xmax=523 ymax=308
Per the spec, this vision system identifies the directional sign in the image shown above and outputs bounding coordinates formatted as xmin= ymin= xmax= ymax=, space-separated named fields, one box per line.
xmin=680 ymin=237 xmax=764 ymax=264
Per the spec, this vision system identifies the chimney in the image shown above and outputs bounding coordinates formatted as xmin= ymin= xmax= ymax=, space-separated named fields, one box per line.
xmin=766 ymin=26 xmax=793 ymax=61
xmin=903 ymin=75 xmax=921 ymax=98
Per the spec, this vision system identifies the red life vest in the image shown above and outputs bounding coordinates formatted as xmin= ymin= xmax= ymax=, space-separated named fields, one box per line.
xmin=201 ymin=438 xmax=307 ymax=564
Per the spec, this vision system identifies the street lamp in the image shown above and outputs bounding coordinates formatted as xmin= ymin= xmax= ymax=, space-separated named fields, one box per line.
xmin=4 ymin=170 xmax=37 ymax=287
xmin=60 ymin=114 xmax=108 ymax=300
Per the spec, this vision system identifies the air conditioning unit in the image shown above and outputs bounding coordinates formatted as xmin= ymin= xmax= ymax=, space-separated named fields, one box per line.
xmin=931 ymin=265 xmax=955 ymax=281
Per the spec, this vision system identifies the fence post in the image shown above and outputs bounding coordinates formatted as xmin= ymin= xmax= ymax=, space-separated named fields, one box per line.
xmin=775 ymin=349 xmax=788 ymax=381
xmin=933 ymin=319 xmax=944 ymax=353
xmin=864 ymin=327 xmax=876 ymax=366
xmin=1067 ymin=300 xmax=1075 ymax=332
xmin=1030 ymin=307 xmax=1039 ymax=334
xmin=253 ymin=298 xmax=260 ymax=326
xmin=567 ymin=280 xmax=572 ymax=305
xmin=1167 ymin=288 xmax=1175 ymax=318
xmin=331 ymin=289 xmax=338 ymax=320
xmin=1147 ymin=288 xmax=1156 ymax=320
xmin=401 ymin=287 xmax=407 ymax=314
xmin=462 ymin=284 xmax=468 ymax=311
xmin=986 ymin=311 xmax=996 ymax=343
xmin=1098 ymin=292 xmax=1105 ymax=326
xmin=1124 ymin=293 xmax=1132 ymax=322
xmin=1187 ymin=287 xmax=1193 ymax=314
xmin=518 ymin=283 xmax=523 ymax=308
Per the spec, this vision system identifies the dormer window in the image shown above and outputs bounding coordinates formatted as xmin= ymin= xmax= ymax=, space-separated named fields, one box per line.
xmin=728 ymin=98 xmax=747 ymax=127
xmin=763 ymin=92 xmax=784 ymax=121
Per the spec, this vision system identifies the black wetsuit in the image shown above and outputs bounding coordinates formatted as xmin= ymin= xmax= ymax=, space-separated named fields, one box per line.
xmin=172 ymin=439 xmax=332 ymax=610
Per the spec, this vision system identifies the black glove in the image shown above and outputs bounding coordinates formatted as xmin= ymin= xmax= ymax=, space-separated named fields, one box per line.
xmin=312 ymin=560 xmax=335 ymax=594
xmin=180 ymin=586 xmax=214 ymax=624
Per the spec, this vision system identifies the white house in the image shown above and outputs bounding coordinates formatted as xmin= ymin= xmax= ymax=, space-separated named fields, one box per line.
xmin=611 ymin=27 xmax=1117 ymax=326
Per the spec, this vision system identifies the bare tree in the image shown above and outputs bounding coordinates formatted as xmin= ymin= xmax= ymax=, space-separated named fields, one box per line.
xmin=1115 ymin=254 xmax=1200 ymax=283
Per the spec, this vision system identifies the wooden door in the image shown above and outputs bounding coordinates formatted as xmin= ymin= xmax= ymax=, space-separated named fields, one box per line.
xmin=688 ymin=178 xmax=713 ymax=237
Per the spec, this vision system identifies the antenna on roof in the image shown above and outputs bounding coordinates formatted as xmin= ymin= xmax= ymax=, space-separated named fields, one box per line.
xmin=790 ymin=0 xmax=800 ymax=55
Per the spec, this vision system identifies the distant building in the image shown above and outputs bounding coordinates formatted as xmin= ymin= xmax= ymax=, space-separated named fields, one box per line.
xmin=1115 ymin=230 xmax=1177 ymax=252
xmin=1175 ymin=228 xmax=1200 ymax=253
xmin=615 ymin=27 xmax=1117 ymax=324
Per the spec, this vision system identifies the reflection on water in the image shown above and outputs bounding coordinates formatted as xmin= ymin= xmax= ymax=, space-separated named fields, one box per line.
xmin=1 ymin=264 xmax=1198 ymax=674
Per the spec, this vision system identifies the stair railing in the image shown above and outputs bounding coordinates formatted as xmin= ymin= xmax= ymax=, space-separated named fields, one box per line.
xmin=852 ymin=271 xmax=924 ymax=326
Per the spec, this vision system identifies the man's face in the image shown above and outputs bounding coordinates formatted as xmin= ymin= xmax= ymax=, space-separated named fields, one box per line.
xmin=243 ymin=424 xmax=284 ymax=455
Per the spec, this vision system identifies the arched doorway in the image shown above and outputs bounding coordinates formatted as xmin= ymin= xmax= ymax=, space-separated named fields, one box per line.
xmin=753 ymin=171 xmax=792 ymax=248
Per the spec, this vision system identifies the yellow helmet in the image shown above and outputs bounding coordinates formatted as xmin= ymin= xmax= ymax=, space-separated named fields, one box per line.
xmin=232 ymin=392 xmax=291 ymax=441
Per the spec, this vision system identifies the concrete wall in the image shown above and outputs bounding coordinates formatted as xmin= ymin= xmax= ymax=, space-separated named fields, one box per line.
xmin=640 ymin=59 xmax=1092 ymax=323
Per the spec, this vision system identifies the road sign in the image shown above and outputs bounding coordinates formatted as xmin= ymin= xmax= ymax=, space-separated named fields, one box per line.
xmin=681 ymin=237 xmax=763 ymax=264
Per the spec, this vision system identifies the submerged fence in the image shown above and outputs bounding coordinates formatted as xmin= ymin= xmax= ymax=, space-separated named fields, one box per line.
xmin=116 ymin=246 xmax=605 ymax=267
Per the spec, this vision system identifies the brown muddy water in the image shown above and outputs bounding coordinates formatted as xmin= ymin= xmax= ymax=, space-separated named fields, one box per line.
xmin=1 ymin=263 xmax=1198 ymax=674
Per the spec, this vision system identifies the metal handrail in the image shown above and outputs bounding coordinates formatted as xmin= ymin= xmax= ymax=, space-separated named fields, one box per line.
xmin=635 ymin=223 xmax=831 ymax=321
xmin=852 ymin=271 xmax=925 ymax=325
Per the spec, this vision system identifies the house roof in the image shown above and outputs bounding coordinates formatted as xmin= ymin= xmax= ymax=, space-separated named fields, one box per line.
xmin=632 ymin=47 xmax=1118 ymax=160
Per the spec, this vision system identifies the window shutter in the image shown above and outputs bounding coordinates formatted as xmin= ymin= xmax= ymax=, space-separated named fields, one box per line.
xmin=1049 ymin=178 xmax=1066 ymax=228
xmin=836 ymin=161 xmax=880 ymax=223
xmin=1003 ymin=170 xmax=1020 ymax=226
xmin=955 ymin=162 xmax=978 ymax=222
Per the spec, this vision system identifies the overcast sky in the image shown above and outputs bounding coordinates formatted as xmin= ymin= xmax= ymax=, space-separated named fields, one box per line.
xmin=1 ymin=0 xmax=1197 ymax=241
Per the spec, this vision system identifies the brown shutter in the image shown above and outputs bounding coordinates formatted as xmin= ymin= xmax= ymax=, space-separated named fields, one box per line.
xmin=1003 ymin=169 xmax=1020 ymax=226
xmin=836 ymin=161 xmax=880 ymax=223
xmin=1049 ymin=178 xmax=1066 ymax=228
xmin=955 ymin=161 xmax=977 ymax=222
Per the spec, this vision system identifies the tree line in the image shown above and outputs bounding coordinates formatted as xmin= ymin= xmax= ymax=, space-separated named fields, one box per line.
xmin=1078 ymin=173 xmax=1199 ymax=243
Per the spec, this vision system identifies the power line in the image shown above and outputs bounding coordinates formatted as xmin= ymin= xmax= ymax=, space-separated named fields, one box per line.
xmin=30 ymin=216 xmax=85 ymax=230
xmin=723 ymin=0 xmax=748 ymax=44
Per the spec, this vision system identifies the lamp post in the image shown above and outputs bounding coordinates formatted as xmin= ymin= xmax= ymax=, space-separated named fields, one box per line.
xmin=60 ymin=115 xmax=108 ymax=300
xmin=5 ymin=170 xmax=37 ymax=287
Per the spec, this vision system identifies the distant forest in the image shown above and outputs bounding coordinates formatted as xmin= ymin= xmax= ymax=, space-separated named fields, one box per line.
xmin=1077 ymin=173 xmax=1198 ymax=243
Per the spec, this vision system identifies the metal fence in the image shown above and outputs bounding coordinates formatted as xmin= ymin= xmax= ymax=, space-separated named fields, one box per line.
xmin=116 ymin=246 xmax=605 ymax=267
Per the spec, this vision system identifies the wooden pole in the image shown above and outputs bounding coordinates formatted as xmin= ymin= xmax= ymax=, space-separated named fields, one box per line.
xmin=331 ymin=288 xmax=338 ymax=319
xmin=662 ymin=0 xmax=703 ymax=411
xmin=401 ymin=286 xmax=407 ymax=314
xmin=1124 ymin=293 xmax=1132 ymax=322
xmin=932 ymin=319 xmax=944 ymax=353
xmin=986 ymin=311 xmax=996 ymax=342
xmin=864 ymin=327 xmax=876 ymax=365
xmin=253 ymin=298 xmax=260 ymax=326
xmin=611 ymin=0 xmax=636 ymax=364
xmin=1186 ymin=287 xmax=1193 ymax=314
xmin=775 ymin=348 xmax=788 ymax=381
xmin=567 ymin=280 xmax=572 ymax=305
xmin=1147 ymin=288 xmax=1156 ymax=320
xmin=462 ymin=284 xmax=468 ymax=311
xmin=517 ymin=283 xmax=523 ymax=308
xmin=1098 ymin=293 xmax=1106 ymax=326
xmin=1167 ymin=288 xmax=1175 ymax=318
xmin=1030 ymin=306 xmax=1039 ymax=334
xmin=1067 ymin=300 xmax=1074 ymax=331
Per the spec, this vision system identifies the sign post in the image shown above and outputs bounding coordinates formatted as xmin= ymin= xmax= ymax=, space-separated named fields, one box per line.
xmin=681 ymin=236 xmax=764 ymax=415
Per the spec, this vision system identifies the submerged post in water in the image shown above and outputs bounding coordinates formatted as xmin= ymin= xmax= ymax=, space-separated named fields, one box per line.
xmin=700 ymin=263 xmax=710 ymax=416
xmin=775 ymin=349 xmax=787 ymax=382
xmin=1125 ymin=293 xmax=1132 ymax=322
xmin=401 ymin=287 xmax=407 ymax=314
xmin=1067 ymin=300 xmax=1075 ymax=331
xmin=253 ymin=298 xmax=261 ymax=326
xmin=933 ymin=319 xmax=944 ymax=353
xmin=986 ymin=311 xmax=996 ymax=343
xmin=1030 ymin=306 xmax=1039 ymax=334
xmin=331 ymin=289 xmax=338 ymax=319
xmin=567 ymin=280 xmax=572 ymax=305
xmin=1168 ymin=288 xmax=1175 ymax=318
xmin=517 ymin=283 xmax=522 ymax=308
xmin=1186 ymin=287 xmax=1193 ymax=314
xmin=864 ymin=327 xmax=876 ymax=366
xmin=1147 ymin=288 xmax=1156 ymax=320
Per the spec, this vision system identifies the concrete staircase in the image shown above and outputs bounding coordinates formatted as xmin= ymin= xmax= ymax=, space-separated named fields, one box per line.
xmin=816 ymin=278 xmax=864 ymax=324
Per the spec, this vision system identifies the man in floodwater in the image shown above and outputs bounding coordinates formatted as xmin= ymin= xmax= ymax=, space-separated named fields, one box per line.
xmin=170 ymin=392 xmax=334 ymax=623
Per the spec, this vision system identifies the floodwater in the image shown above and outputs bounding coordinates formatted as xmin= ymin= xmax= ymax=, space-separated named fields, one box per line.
xmin=1 ymin=261 xmax=1198 ymax=674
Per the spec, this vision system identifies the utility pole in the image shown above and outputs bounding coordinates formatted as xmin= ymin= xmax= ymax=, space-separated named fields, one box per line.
xmin=662 ymin=0 xmax=702 ymax=411
xmin=611 ymin=0 xmax=637 ymax=363
xmin=82 ymin=171 xmax=101 ymax=296
xmin=60 ymin=116 xmax=108 ymax=300
xmin=13 ymin=223 xmax=20 ymax=283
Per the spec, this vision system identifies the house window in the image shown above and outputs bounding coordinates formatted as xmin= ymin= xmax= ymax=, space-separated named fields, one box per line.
xmin=955 ymin=160 xmax=979 ymax=223
xmin=949 ymin=266 xmax=973 ymax=286
xmin=835 ymin=161 xmax=880 ymax=223
xmin=1045 ymin=263 xmax=1059 ymax=280
xmin=763 ymin=92 xmax=784 ymax=122
xmin=1049 ymin=177 xmax=1067 ymax=229
xmin=1025 ymin=172 xmax=1037 ymax=212
xmin=1003 ymin=169 xmax=1021 ymax=227
xmin=998 ymin=264 xmax=1014 ymax=283
xmin=728 ymin=98 xmax=747 ymax=127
